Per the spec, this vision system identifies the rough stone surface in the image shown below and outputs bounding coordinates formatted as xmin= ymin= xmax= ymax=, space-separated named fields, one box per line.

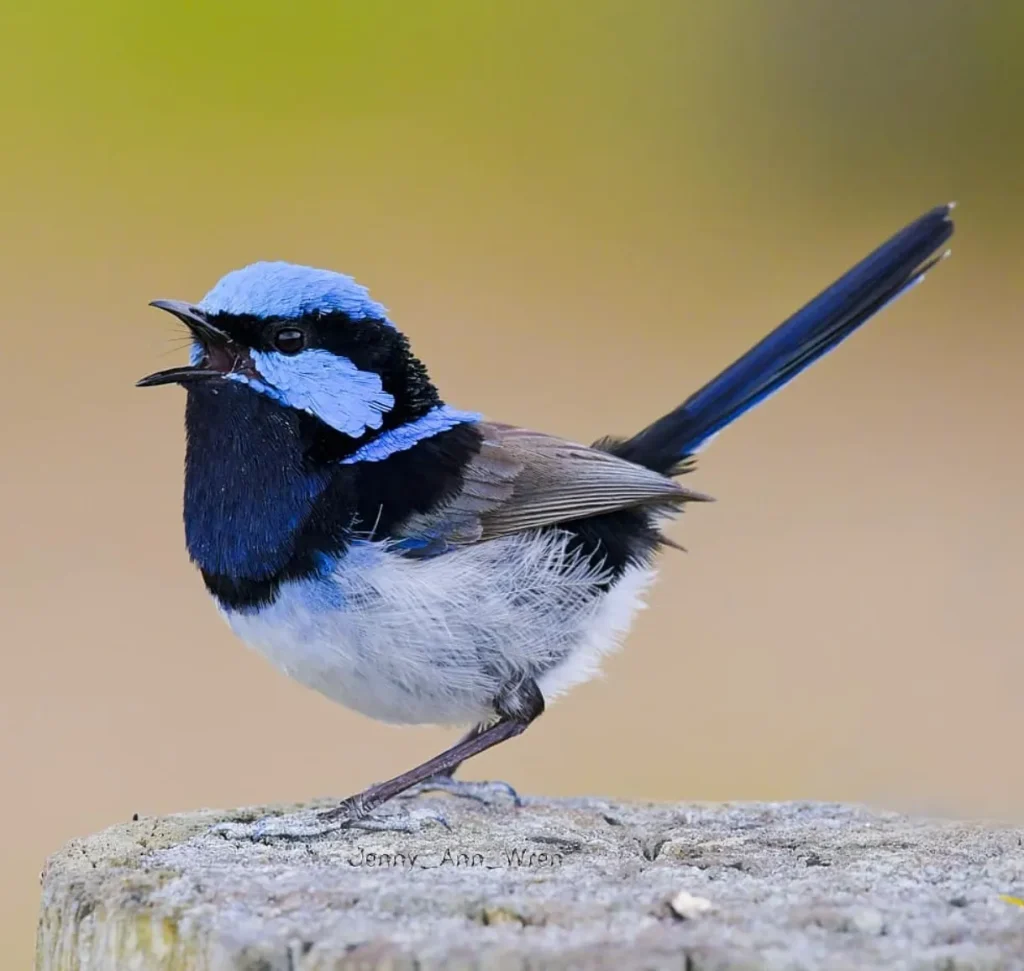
xmin=36 ymin=795 xmax=1024 ymax=970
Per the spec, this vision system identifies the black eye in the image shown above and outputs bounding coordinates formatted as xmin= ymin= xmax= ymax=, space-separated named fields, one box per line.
xmin=273 ymin=327 xmax=305 ymax=354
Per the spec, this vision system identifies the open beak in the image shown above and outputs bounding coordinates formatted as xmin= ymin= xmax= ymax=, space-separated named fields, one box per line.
xmin=137 ymin=300 xmax=232 ymax=388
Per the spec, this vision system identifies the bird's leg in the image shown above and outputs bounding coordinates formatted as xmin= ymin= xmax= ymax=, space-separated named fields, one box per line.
xmin=321 ymin=680 xmax=544 ymax=823
xmin=214 ymin=683 xmax=541 ymax=841
xmin=399 ymin=719 xmax=522 ymax=808
xmin=428 ymin=722 xmax=486 ymax=779
xmin=321 ymin=722 xmax=523 ymax=822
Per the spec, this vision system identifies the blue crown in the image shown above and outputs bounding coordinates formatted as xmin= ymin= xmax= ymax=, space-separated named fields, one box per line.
xmin=199 ymin=261 xmax=392 ymax=324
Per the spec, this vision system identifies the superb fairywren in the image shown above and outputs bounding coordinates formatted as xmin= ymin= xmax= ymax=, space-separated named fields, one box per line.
xmin=139 ymin=205 xmax=954 ymax=825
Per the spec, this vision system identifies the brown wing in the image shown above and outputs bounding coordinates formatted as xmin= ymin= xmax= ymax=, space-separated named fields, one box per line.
xmin=398 ymin=422 xmax=711 ymax=549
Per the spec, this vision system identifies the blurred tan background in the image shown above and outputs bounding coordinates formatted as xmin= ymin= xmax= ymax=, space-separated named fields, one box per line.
xmin=2 ymin=1 xmax=1022 ymax=964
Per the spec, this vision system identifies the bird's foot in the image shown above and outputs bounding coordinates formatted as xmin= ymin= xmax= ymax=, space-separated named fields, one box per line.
xmin=212 ymin=801 xmax=448 ymax=841
xmin=317 ymin=791 xmax=452 ymax=832
xmin=398 ymin=776 xmax=522 ymax=809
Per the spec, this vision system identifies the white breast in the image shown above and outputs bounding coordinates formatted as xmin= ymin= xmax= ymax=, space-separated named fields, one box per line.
xmin=224 ymin=531 xmax=656 ymax=726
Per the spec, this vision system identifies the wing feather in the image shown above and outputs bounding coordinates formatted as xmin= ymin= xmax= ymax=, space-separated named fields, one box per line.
xmin=398 ymin=422 xmax=710 ymax=551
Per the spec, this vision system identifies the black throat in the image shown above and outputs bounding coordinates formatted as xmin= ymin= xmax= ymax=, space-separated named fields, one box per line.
xmin=183 ymin=380 xmax=482 ymax=612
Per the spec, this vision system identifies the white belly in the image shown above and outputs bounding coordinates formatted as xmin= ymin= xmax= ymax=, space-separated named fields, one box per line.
xmin=224 ymin=531 xmax=656 ymax=725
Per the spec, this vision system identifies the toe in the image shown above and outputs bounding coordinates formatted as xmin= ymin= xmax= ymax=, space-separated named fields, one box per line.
xmin=401 ymin=778 xmax=521 ymax=808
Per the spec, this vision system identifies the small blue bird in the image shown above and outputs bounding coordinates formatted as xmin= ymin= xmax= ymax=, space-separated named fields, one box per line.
xmin=139 ymin=205 xmax=953 ymax=826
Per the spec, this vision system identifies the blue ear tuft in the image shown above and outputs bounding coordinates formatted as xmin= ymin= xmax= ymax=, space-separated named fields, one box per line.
xmin=199 ymin=261 xmax=392 ymax=324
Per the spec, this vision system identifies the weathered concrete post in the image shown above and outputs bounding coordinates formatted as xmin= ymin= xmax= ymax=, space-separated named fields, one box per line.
xmin=37 ymin=795 xmax=1024 ymax=969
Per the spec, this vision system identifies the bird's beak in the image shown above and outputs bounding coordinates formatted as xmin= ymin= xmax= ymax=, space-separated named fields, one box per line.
xmin=137 ymin=300 xmax=232 ymax=388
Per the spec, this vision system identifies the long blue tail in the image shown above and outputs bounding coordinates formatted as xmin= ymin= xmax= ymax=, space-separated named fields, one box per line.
xmin=609 ymin=204 xmax=955 ymax=474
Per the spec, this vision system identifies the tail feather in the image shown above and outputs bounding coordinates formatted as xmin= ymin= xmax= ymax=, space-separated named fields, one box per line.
xmin=608 ymin=204 xmax=955 ymax=474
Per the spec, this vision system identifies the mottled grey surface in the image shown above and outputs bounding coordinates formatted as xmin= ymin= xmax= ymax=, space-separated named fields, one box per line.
xmin=37 ymin=795 xmax=1024 ymax=970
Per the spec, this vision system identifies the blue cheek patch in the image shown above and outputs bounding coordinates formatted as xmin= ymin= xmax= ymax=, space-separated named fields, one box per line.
xmin=341 ymin=405 xmax=480 ymax=464
xmin=236 ymin=349 xmax=395 ymax=438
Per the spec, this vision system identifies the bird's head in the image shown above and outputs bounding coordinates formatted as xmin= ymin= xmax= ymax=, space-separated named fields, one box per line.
xmin=139 ymin=261 xmax=442 ymax=439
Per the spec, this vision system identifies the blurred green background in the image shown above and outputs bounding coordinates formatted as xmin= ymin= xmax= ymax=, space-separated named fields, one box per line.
xmin=3 ymin=2 xmax=1022 ymax=965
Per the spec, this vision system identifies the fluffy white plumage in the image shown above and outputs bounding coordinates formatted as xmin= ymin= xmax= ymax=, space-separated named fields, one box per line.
xmin=225 ymin=530 xmax=656 ymax=726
